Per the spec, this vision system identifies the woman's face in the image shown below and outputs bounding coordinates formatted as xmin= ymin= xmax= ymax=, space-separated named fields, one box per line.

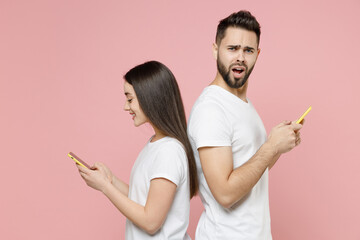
xmin=123 ymin=81 xmax=148 ymax=127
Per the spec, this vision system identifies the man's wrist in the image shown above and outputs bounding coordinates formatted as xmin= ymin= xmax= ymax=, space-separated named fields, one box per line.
xmin=263 ymin=141 xmax=278 ymax=158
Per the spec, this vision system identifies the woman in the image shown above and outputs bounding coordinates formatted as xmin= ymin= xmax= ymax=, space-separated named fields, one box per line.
xmin=77 ymin=61 xmax=198 ymax=240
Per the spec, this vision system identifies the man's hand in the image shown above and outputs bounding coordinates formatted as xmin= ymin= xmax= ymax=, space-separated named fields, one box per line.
xmin=267 ymin=121 xmax=302 ymax=155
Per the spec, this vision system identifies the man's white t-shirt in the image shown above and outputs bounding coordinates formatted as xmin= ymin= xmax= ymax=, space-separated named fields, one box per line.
xmin=125 ymin=136 xmax=191 ymax=240
xmin=188 ymin=85 xmax=272 ymax=240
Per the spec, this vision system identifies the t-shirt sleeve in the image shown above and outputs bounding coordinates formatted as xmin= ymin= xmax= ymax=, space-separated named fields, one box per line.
xmin=189 ymin=101 xmax=232 ymax=149
xmin=149 ymin=142 xmax=186 ymax=186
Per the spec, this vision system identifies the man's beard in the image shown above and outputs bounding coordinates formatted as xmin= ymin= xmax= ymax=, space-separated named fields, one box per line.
xmin=217 ymin=59 xmax=255 ymax=89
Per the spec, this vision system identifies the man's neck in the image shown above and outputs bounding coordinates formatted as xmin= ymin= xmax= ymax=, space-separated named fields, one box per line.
xmin=210 ymin=73 xmax=248 ymax=102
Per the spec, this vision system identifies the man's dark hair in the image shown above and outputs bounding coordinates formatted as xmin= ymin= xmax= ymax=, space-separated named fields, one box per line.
xmin=124 ymin=61 xmax=198 ymax=198
xmin=216 ymin=10 xmax=261 ymax=46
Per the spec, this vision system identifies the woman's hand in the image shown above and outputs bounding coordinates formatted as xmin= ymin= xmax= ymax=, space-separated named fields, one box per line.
xmin=76 ymin=162 xmax=112 ymax=192
xmin=92 ymin=162 xmax=114 ymax=184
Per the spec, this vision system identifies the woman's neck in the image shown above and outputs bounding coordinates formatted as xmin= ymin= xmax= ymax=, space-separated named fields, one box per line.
xmin=150 ymin=124 xmax=167 ymax=142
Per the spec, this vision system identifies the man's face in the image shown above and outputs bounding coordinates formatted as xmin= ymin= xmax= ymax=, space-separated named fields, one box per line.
xmin=215 ymin=27 xmax=260 ymax=89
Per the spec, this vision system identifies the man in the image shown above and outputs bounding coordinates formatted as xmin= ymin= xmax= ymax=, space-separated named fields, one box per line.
xmin=187 ymin=10 xmax=302 ymax=239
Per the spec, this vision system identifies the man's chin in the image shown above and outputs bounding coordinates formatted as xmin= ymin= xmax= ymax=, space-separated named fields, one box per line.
xmin=226 ymin=78 xmax=246 ymax=89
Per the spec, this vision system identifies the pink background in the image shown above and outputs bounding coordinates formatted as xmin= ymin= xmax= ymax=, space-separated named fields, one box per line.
xmin=1 ymin=0 xmax=359 ymax=239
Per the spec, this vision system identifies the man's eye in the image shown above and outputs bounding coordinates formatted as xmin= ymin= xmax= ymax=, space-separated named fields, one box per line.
xmin=127 ymin=99 xmax=133 ymax=103
xmin=245 ymin=49 xmax=254 ymax=53
xmin=228 ymin=47 xmax=235 ymax=51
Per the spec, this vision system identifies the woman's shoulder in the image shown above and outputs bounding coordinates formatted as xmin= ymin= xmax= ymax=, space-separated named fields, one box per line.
xmin=158 ymin=137 xmax=185 ymax=153
xmin=150 ymin=137 xmax=188 ymax=173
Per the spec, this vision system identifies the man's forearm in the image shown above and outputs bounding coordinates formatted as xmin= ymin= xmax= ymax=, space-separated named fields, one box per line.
xmin=224 ymin=142 xmax=276 ymax=207
xmin=269 ymin=153 xmax=281 ymax=170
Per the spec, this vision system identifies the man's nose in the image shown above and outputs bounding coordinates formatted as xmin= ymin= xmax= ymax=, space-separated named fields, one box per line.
xmin=236 ymin=50 xmax=245 ymax=63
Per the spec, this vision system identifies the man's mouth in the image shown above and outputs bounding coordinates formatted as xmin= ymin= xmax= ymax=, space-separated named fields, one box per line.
xmin=231 ymin=65 xmax=246 ymax=78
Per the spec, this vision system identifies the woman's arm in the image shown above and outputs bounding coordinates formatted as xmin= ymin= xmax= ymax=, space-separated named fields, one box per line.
xmin=89 ymin=162 xmax=129 ymax=196
xmin=77 ymin=164 xmax=176 ymax=235
xmin=111 ymin=175 xmax=129 ymax=196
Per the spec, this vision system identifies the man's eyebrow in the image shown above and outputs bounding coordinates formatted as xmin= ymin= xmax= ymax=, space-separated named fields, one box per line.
xmin=244 ymin=46 xmax=256 ymax=50
xmin=227 ymin=45 xmax=241 ymax=48
xmin=124 ymin=92 xmax=131 ymax=96
xmin=226 ymin=45 xmax=256 ymax=50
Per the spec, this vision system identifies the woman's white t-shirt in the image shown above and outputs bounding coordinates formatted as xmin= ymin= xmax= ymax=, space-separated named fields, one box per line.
xmin=125 ymin=136 xmax=191 ymax=240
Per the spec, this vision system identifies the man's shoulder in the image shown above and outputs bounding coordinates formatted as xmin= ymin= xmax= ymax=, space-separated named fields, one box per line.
xmin=191 ymin=86 xmax=225 ymax=111
xmin=188 ymin=87 xmax=230 ymax=130
xmin=190 ymin=97 xmax=224 ymax=120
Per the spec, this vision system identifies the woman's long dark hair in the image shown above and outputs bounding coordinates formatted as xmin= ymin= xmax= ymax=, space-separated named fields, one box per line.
xmin=124 ymin=61 xmax=198 ymax=198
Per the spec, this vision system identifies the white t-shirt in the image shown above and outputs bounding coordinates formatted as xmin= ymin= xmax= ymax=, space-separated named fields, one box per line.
xmin=125 ymin=136 xmax=191 ymax=240
xmin=188 ymin=85 xmax=271 ymax=240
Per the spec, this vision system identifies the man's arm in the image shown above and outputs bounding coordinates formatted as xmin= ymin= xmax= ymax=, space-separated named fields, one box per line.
xmin=199 ymin=121 xmax=302 ymax=208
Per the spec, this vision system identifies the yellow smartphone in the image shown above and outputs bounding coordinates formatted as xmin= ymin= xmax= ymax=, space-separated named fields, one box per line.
xmin=296 ymin=106 xmax=312 ymax=124
xmin=68 ymin=152 xmax=91 ymax=169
